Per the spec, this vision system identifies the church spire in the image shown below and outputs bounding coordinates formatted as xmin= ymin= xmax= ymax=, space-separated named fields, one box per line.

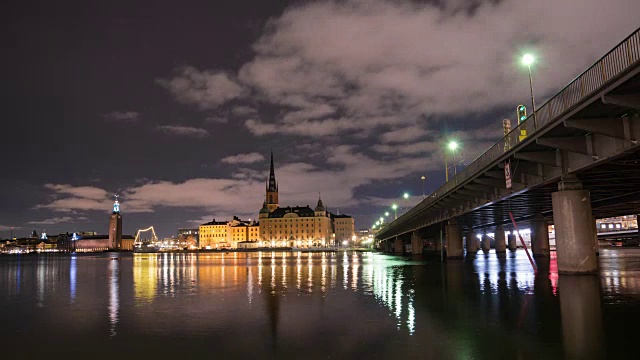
xmin=266 ymin=151 xmax=279 ymax=212
xmin=268 ymin=151 xmax=277 ymax=191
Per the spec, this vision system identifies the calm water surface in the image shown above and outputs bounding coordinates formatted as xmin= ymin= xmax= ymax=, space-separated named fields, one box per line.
xmin=1 ymin=249 xmax=639 ymax=359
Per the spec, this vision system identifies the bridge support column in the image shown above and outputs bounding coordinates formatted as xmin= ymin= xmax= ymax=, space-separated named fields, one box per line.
xmin=531 ymin=214 xmax=550 ymax=258
xmin=552 ymin=176 xmax=598 ymax=274
xmin=481 ymin=234 xmax=491 ymax=252
xmin=446 ymin=220 xmax=463 ymax=259
xmin=559 ymin=275 xmax=604 ymax=359
xmin=507 ymin=233 xmax=517 ymax=251
xmin=465 ymin=231 xmax=478 ymax=253
xmin=592 ymin=216 xmax=599 ymax=256
xmin=411 ymin=231 xmax=423 ymax=255
xmin=394 ymin=237 xmax=403 ymax=255
xmin=494 ymin=225 xmax=506 ymax=252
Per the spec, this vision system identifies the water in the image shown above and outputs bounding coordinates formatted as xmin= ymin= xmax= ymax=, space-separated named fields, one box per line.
xmin=1 ymin=249 xmax=639 ymax=359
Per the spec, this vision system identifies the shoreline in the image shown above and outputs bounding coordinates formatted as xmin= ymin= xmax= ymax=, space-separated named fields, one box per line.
xmin=1 ymin=247 xmax=375 ymax=256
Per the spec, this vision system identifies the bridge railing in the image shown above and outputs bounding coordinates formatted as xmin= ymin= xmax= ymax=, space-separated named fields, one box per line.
xmin=378 ymin=27 xmax=640 ymax=239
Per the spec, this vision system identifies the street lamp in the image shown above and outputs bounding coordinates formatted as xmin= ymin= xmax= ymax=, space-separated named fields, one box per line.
xmin=403 ymin=192 xmax=409 ymax=211
xmin=421 ymin=176 xmax=426 ymax=199
xmin=385 ymin=212 xmax=389 ymax=217
xmin=445 ymin=141 xmax=459 ymax=182
xmin=522 ymin=53 xmax=537 ymax=129
xmin=391 ymin=204 xmax=398 ymax=219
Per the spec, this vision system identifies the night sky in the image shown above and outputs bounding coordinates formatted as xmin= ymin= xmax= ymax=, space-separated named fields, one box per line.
xmin=2 ymin=0 xmax=639 ymax=238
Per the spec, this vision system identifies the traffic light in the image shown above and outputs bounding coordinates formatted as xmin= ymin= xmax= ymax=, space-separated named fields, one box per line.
xmin=517 ymin=105 xmax=527 ymax=124
xmin=517 ymin=105 xmax=527 ymax=141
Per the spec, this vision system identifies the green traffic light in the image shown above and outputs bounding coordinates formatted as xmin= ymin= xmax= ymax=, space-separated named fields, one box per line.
xmin=520 ymin=115 xmax=526 ymax=121
xmin=519 ymin=106 xmax=525 ymax=111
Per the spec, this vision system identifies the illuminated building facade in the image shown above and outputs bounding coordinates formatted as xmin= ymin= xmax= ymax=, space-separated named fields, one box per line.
xmin=332 ymin=214 xmax=355 ymax=244
xmin=198 ymin=217 xmax=260 ymax=249
xmin=109 ymin=196 xmax=122 ymax=249
xmin=58 ymin=197 xmax=134 ymax=252
xmin=257 ymin=153 xmax=353 ymax=247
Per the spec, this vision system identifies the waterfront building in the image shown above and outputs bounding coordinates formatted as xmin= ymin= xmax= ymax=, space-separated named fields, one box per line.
xmin=178 ymin=228 xmax=199 ymax=247
xmin=58 ymin=197 xmax=133 ymax=252
xmin=199 ymin=219 xmax=229 ymax=249
xmin=257 ymin=153 xmax=354 ymax=247
xmin=332 ymin=214 xmax=355 ymax=245
xmin=109 ymin=196 xmax=123 ymax=249
xmin=198 ymin=216 xmax=259 ymax=249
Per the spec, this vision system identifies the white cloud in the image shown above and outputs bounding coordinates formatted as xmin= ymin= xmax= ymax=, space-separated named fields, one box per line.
xmin=156 ymin=125 xmax=210 ymax=138
xmin=28 ymin=216 xmax=76 ymax=225
xmin=35 ymin=146 xmax=429 ymax=217
xmin=44 ymin=184 xmax=110 ymax=200
xmin=221 ymin=152 xmax=265 ymax=164
xmin=103 ymin=111 xmax=140 ymax=122
xmin=157 ymin=66 xmax=245 ymax=109
xmin=161 ymin=0 xmax=640 ymax=139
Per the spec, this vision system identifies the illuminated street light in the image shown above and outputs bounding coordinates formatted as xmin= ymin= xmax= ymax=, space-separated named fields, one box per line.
xmin=444 ymin=141 xmax=461 ymax=182
xmin=385 ymin=212 xmax=389 ymax=217
xmin=392 ymin=204 xmax=398 ymax=219
xmin=403 ymin=192 xmax=409 ymax=211
xmin=522 ymin=53 xmax=537 ymax=129
xmin=421 ymin=176 xmax=426 ymax=199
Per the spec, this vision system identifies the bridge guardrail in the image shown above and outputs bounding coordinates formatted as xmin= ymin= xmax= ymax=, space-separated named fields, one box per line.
xmin=378 ymin=27 xmax=640 ymax=240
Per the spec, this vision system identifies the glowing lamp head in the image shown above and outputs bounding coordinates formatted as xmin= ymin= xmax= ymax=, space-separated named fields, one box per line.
xmin=403 ymin=193 xmax=409 ymax=199
xmin=448 ymin=141 xmax=458 ymax=151
xmin=385 ymin=212 xmax=389 ymax=216
xmin=522 ymin=53 xmax=534 ymax=66
xmin=380 ymin=217 xmax=384 ymax=223
xmin=392 ymin=204 xmax=398 ymax=210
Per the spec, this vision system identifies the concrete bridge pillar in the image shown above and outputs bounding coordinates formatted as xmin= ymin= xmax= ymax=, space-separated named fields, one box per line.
xmin=386 ymin=240 xmax=393 ymax=253
xmin=410 ymin=231 xmax=423 ymax=255
xmin=592 ymin=216 xmax=599 ymax=256
xmin=465 ymin=231 xmax=478 ymax=253
xmin=446 ymin=220 xmax=463 ymax=259
xmin=552 ymin=176 xmax=598 ymax=274
xmin=507 ymin=233 xmax=517 ymax=251
xmin=559 ymin=275 xmax=604 ymax=359
xmin=394 ymin=237 xmax=403 ymax=255
xmin=494 ymin=225 xmax=506 ymax=252
xmin=434 ymin=236 xmax=442 ymax=251
xmin=531 ymin=214 xmax=550 ymax=258
xmin=481 ymin=234 xmax=491 ymax=252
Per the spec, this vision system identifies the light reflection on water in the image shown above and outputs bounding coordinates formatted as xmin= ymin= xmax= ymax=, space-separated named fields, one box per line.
xmin=0 ymin=249 xmax=639 ymax=358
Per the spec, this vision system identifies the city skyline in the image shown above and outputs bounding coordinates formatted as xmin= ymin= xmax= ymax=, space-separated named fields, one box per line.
xmin=2 ymin=0 xmax=640 ymax=238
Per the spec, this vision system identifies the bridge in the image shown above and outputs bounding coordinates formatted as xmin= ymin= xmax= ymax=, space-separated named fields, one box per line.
xmin=376 ymin=28 xmax=640 ymax=274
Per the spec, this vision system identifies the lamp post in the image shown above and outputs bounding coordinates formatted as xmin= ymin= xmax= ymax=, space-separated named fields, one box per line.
xmin=421 ymin=176 xmax=426 ymax=199
xmin=392 ymin=204 xmax=398 ymax=220
xmin=403 ymin=192 xmax=409 ymax=211
xmin=522 ymin=53 xmax=537 ymax=129
xmin=445 ymin=141 xmax=459 ymax=181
